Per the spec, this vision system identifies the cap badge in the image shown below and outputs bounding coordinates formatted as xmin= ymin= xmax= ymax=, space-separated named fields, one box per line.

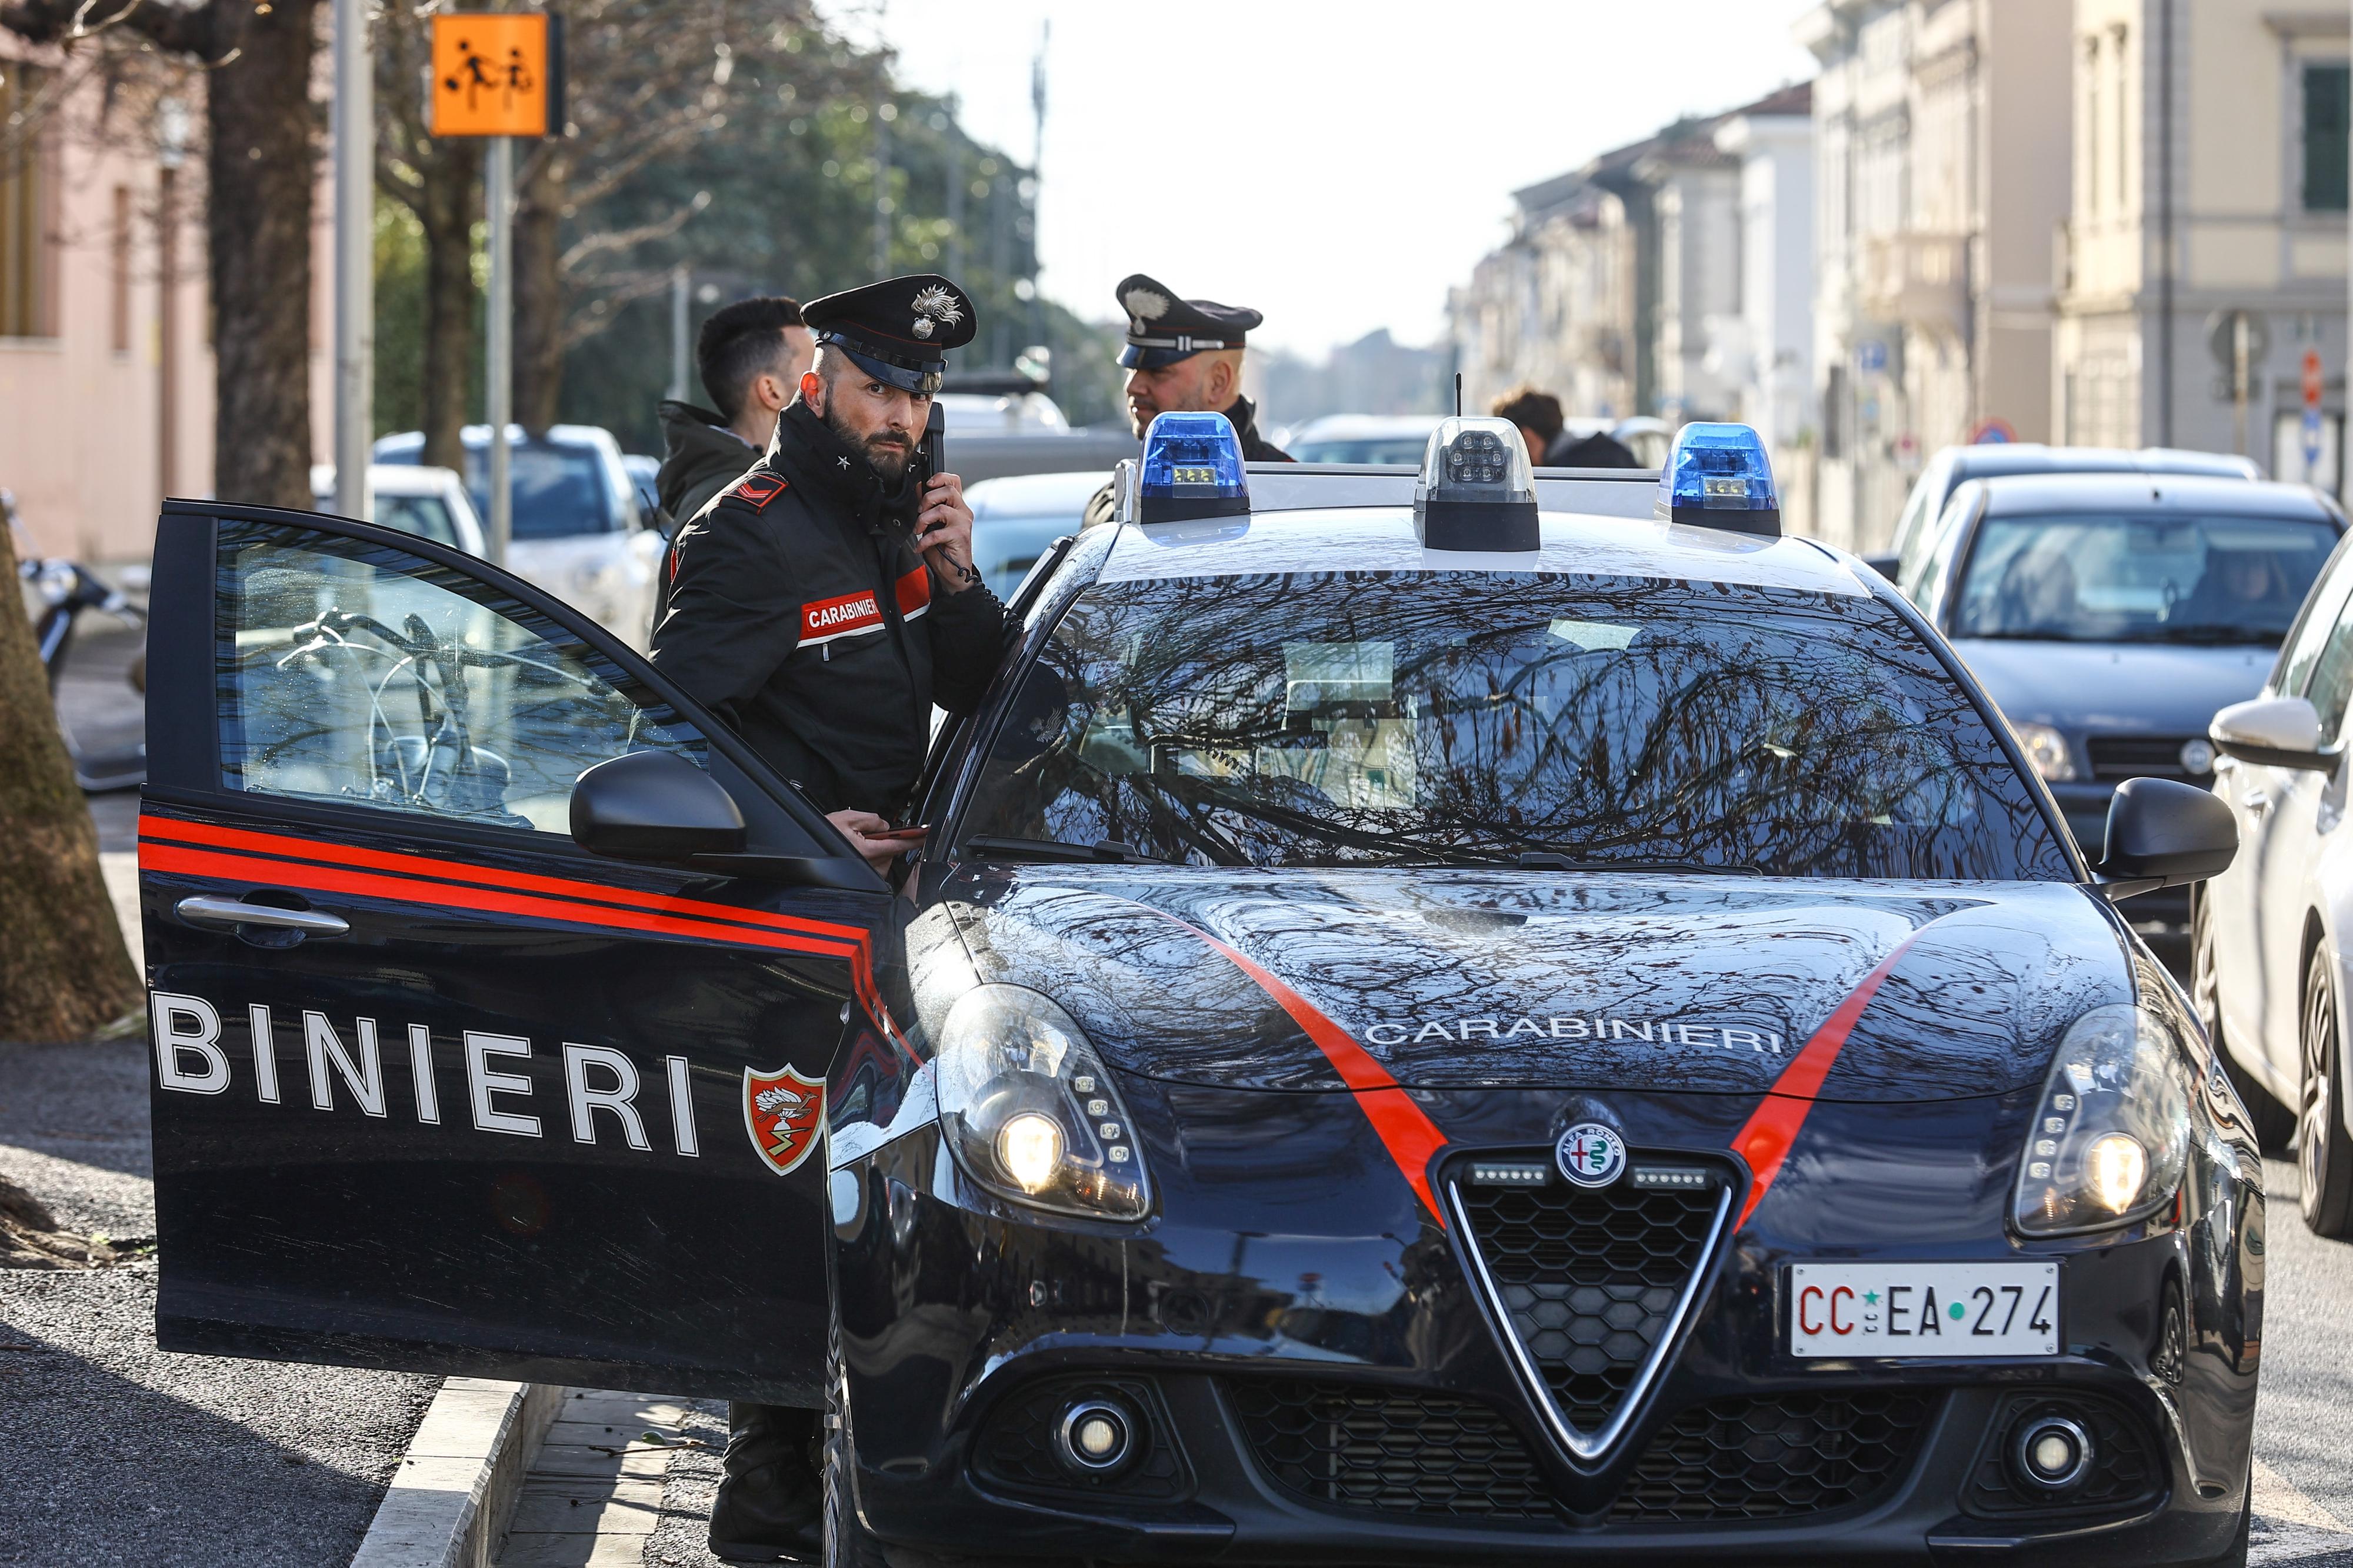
xmin=909 ymin=283 xmax=964 ymax=340
xmin=1555 ymin=1121 xmax=1628 ymax=1188
xmin=1121 ymin=286 xmax=1171 ymax=326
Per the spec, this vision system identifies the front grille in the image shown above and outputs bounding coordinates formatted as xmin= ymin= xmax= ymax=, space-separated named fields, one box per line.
xmin=1454 ymin=1172 xmax=1727 ymax=1435
xmin=2087 ymin=734 xmax=2208 ymax=783
xmin=1611 ymin=1390 xmax=1937 ymax=1522
xmin=1227 ymin=1380 xmax=1556 ymax=1518
xmin=1964 ymin=1393 xmax=2164 ymax=1518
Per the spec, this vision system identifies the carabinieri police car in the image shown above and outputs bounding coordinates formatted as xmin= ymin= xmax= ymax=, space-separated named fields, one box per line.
xmin=139 ymin=416 xmax=2261 ymax=1566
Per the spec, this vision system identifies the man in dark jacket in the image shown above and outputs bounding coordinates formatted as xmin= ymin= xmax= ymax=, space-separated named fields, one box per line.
xmin=1491 ymin=384 xmax=1641 ymax=470
xmin=652 ymin=296 xmax=815 ymax=531
xmin=648 ymin=275 xmax=1007 ymax=1562
xmin=1082 ymin=272 xmax=1290 ymax=527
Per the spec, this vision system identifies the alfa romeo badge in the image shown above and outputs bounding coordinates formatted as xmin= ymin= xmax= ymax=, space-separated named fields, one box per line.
xmin=1555 ymin=1121 xmax=1628 ymax=1187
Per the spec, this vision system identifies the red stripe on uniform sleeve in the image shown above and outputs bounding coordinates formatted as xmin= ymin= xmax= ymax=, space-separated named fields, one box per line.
xmin=895 ymin=565 xmax=931 ymax=617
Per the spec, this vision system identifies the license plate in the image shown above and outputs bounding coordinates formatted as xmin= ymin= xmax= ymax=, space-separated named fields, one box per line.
xmin=1788 ymin=1263 xmax=2059 ymax=1358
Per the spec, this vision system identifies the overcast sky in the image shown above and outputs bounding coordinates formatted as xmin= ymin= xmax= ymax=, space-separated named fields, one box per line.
xmin=821 ymin=1 xmax=1819 ymax=358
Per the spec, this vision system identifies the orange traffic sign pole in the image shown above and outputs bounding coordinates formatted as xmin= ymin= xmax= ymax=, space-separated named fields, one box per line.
xmin=429 ymin=12 xmax=562 ymax=566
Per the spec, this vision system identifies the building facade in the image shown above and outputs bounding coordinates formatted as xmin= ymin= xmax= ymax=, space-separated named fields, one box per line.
xmin=1449 ymin=85 xmax=1812 ymax=464
xmin=2056 ymin=0 xmax=2348 ymax=492
xmin=1 ymin=49 xmax=332 ymax=565
xmin=1799 ymin=0 xmax=2074 ymax=553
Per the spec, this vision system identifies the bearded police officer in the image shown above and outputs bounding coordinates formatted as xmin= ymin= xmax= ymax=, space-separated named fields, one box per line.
xmin=647 ymin=274 xmax=1008 ymax=1561
xmin=1082 ymin=272 xmax=1291 ymax=527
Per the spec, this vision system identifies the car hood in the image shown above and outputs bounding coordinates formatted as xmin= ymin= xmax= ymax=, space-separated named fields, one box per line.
xmin=922 ymin=866 xmax=2132 ymax=1102
xmin=1952 ymin=638 xmax=2274 ymax=735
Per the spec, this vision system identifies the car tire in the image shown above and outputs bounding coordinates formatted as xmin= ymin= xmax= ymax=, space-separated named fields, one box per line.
xmin=2195 ymin=892 xmax=2295 ymax=1153
xmin=823 ymin=1312 xmax=889 ymax=1568
xmin=2298 ymin=956 xmax=2353 ymax=1237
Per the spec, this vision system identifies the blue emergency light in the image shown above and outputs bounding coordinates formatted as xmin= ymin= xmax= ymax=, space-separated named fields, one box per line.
xmin=1656 ymin=422 xmax=1781 ymax=538
xmin=1138 ymin=411 xmax=1250 ymax=524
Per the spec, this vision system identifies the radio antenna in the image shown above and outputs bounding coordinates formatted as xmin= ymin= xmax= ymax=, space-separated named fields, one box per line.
xmin=1454 ymin=372 xmax=1463 ymax=418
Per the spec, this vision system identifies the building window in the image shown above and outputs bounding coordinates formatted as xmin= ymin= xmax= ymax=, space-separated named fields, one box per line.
xmin=1 ymin=64 xmax=57 ymax=338
xmin=2304 ymin=62 xmax=2351 ymax=213
xmin=111 ymin=185 xmax=132 ymax=353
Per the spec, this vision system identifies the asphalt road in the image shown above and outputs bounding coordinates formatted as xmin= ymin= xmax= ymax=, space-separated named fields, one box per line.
xmin=0 ymin=1038 xmax=438 ymax=1568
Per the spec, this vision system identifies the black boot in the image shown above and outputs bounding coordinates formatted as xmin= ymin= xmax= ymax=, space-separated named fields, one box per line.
xmin=709 ymin=1401 xmax=824 ymax=1563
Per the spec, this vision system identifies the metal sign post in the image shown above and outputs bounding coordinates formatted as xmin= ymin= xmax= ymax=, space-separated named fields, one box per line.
xmin=329 ymin=0 xmax=372 ymax=522
xmin=428 ymin=9 xmax=562 ymax=568
xmin=486 ymin=136 xmax=514 ymax=568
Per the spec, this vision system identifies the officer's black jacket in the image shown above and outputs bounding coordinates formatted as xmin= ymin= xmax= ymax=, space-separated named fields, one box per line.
xmin=1081 ymin=395 xmax=1291 ymax=529
xmin=648 ymin=401 xmax=1011 ymax=818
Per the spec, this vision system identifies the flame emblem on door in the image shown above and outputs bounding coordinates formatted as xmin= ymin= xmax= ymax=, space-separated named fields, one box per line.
xmin=743 ymin=1065 xmax=826 ymax=1176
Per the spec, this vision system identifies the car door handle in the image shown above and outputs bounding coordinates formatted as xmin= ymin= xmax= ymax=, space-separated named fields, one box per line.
xmin=175 ymin=895 xmax=351 ymax=938
xmin=2241 ymin=789 xmax=2270 ymax=815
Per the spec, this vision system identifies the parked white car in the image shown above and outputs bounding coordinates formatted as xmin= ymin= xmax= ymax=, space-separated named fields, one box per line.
xmin=2195 ymin=525 xmax=2353 ymax=1237
xmin=374 ymin=424 xmax=663 ymax=649
xmin=309 ymin=463 xmax=487 ymax=556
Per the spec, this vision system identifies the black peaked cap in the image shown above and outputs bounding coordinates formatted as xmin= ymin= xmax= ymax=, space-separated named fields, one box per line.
xmin=803 ymin=273 xmax=977 ymax=393
xmin=1115 ymin=272 xmax=1263 ymax=369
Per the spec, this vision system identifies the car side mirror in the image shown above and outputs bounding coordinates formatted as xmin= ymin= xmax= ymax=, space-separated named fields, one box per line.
xmin=2211 ymin=695 xmax=2335 ymax=772
xmin=569 ymin=751 xmax=889 ymax=892
xmin=2095 ymin=776 xmax=2237 ymax=901
xmin=1860 ymin=552 xmax=1901 ymax=582
xmin=571 ymin=750 xmax=746 ymax=860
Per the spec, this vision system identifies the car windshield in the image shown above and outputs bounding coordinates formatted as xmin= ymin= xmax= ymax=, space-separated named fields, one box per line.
xmin=1290 ymin=437 xmax=1435 ymax=464
xmin=1953 ymin=511 xmax=2334 ymax=645
xmin=960 ymin=571 xmax=2072 ymax=879
xmin=454 ymin=443 xmax=614 ymax=540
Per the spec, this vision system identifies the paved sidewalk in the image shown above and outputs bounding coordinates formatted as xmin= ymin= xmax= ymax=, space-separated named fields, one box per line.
xmin=495 ymin=1389 xmax=732 ymax=1567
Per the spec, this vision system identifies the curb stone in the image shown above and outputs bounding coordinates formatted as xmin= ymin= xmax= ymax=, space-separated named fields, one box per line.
xmin=351 ymin=1379 xmax=565 ymax=1568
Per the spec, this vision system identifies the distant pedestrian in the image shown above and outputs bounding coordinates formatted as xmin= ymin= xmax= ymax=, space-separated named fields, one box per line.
xmin=1082 ymin=273 xmax=1291 ymax=527
xmin=1491 ymin=385 xmax=1641 ymax=469
xmin=653 ymin=296 xmax=816 ymax=533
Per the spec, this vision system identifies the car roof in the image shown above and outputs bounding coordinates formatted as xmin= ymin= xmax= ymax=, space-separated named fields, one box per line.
xmin=1098 ymin=505 xmax=1870 ymax=596
xmin=309 ymin=463 xmax=469 ymax=498
xmin=375 ymin=424 xmax=617 ymax=453
xmin=1944 ymin=443 xmax=2259 ymax=481
xmin=966 ymin=469 xmax=1111 ymax=514
xmin=1969 ymin=472 xmax=2337 ymax=518
xmin=1288 ymin=414 xmax=1444 ymax=441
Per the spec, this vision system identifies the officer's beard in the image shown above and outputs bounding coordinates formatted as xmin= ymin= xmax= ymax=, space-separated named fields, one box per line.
xmin=822 ymin=403 xmax=914 ymax=481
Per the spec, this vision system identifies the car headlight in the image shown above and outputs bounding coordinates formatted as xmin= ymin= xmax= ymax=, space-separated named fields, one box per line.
xmin=2014 ymin=722 xmax=2077 ymax=782
xmin=933 ymin=985 xmax=1151 ymax=1220
xmin=2012 ymin=1003 xmax=2192 ymax=1235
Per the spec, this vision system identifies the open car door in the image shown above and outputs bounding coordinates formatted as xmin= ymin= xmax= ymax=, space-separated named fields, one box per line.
xmin=138 ymin=502 xmax=889 ymax=1403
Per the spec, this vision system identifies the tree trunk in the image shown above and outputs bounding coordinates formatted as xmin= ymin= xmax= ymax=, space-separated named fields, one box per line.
xmin=421 ymin=138 xmax=481 ymax=472
xmin=205 ymin=0 xmax=321 ymax=509
xmin=0 ymin=531 xmax=141 ymax=1041
xmin=512 ymin=148 xmax=566 ymax=435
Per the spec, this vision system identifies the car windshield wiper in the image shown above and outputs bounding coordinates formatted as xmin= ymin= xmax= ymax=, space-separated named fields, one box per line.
xmin=1514 ymin=852 xmax=1766 ymax=876
xmin=961 ymin=835 xmax=1170 ymax=865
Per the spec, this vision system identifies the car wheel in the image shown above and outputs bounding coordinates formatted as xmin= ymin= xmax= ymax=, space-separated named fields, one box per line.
xmin=823 ymin=1312 xmax=889 ymax=1568
xmin=2298 ymin=957 xmax=2353 ymax=1237
xmin=2195 ymin=892 xmax=2295 ymax=1152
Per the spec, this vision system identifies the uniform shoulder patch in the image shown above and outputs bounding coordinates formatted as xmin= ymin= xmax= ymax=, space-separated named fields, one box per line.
xmin=728 ymin=473 xmax=788 ymax=511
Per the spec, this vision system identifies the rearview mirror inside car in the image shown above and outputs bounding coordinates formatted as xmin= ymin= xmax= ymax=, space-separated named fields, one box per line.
xmin=1859 ymin=552 xmax=1901 ymax=582
xmin=2095 ymin=776 xmax=2237 ymax=901
xmin=2210 ymin=695 xmax=2335 ymax=772
xmin=571 ymin=750 xmax=748 ymax=860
